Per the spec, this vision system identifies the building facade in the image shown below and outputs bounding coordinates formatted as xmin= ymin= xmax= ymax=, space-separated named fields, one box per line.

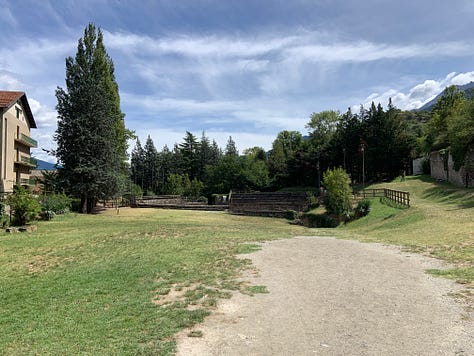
xmin=0 ymin=91 xmax=37 ymax=192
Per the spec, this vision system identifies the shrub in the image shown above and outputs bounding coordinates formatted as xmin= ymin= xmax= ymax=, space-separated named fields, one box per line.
xmin=305 ymin=193 xmax=320 ymax=211
xmin=130 ymin=183 xmax=143 ymax=198
xmin=285 ymin=210 xmax=298 ymax=220
xmin=322 ymin=167 xmax=352 ymax=217
xmin=6 ymin=186 xmax=41 ymax=226
xmin=355 ymin=199 xmax=371 ymax=218
xmin=41 ymin=193 xmax=72 ymax=214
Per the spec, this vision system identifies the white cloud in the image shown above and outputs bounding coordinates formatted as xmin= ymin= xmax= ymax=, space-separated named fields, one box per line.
xmin=122 ymin=92 xmax=308 ymax=133
xmin=0 ymin=71 xmax=25 ymax=90
xmin=104 ymin=31 xmax=298 ymax=59
xmin=356 ymin=71 xmax=474 ymax=111
xmin=28 ymin=98 xmax=57 ymax=129
xmin=408 ymin=80 xmax=441 ymax=100
xmin=284 ymin=41 xmax=470 ymax=63
xmin=449 ymin=71 xmax=474 ymax=85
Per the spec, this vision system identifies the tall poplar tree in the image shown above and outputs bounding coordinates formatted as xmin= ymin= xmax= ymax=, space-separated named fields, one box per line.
xmin=55 ymin=23 xmax=130 ymax=213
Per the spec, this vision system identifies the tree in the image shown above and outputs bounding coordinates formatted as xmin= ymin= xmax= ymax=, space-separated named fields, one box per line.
xmin=39 ymin=170 xmax=62 ymax=194
xmin=179 ymin=132 xmax=200 ymax=179
xmin=156 ymin=145 xmax=173 ymax=193
xmin=164 ymin=173 xmax=184 ymax=195
xmin=225 ymin=136 xmax=239 ymax=157
xmin=143 ymin=135 xmax=159 ymax=194
xmin=131 ymin=139 xmax=145 ymax=190
xmin=447 ymin=97 xmax=474 ymax=170
xmin=242 ymin=147 xmax=270 ymax=189
xmin=55 ymin=23 xmax=131 ymax=213
xmin=196 ymin=132 xmax=221 ymax=181
xmin=306 ymin=110 xmax=340 ymax=151
xmin=305 ymin=111 xmax=341 ymax=187
xmin=322 ymin=167 xmax=352 ymax=218
xmin=425 ymin=85 xmax=465 ymax=151
xmin=268 ymin=131 xmax=304 ymax=188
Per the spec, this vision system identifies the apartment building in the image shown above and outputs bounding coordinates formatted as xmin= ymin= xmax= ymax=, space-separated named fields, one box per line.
xmin=0 ymin=91 xmax=37 ymax=192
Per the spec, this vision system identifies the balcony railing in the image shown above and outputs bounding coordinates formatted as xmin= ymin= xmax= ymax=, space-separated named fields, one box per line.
xmin=16 ymin=133 xmax=38 ymax=148
xmin=15 ymin=155 xmax=37 ymax=168
xmin=19 ymin=178 xmax=30 ymax=186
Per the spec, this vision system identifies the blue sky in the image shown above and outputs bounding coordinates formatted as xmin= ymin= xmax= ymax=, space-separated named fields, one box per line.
xmin=1 ymin=0 xmax=474 ymax=162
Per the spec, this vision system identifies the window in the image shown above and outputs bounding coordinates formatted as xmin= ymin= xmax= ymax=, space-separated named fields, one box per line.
xmin=16 ymin=106 xmax=22 ymax=119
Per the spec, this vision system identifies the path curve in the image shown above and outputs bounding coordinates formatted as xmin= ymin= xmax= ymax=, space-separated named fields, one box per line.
xmin=177 ymin=236 xmax=473 ymax=355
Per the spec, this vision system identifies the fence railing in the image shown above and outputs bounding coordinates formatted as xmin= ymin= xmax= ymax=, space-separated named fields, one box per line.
xmin=357 ymin=188 xmax=410 ymax=207
xmin=16 ymin=133 xmax=38 ymax=148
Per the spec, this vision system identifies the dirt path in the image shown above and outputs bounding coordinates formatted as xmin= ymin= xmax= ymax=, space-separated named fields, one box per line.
xmin=177 ymin=236 xmax=473 ymax=355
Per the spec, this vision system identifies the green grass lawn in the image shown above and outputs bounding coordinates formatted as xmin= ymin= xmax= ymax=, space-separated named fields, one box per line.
xmin=0 ymin=175 xmax=472 ymax=354
xmin=0 ymin=209 xmax=309 ymax=355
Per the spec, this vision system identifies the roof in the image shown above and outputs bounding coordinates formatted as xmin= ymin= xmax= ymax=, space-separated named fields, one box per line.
xmin=0 ymin=91 xmax=37 ymax=129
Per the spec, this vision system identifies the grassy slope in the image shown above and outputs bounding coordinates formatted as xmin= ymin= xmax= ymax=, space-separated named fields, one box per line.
xmin=0 ymin=209 xmax=309 ymax=355
xmin=335 ymin=175 xmax=474 ymax=282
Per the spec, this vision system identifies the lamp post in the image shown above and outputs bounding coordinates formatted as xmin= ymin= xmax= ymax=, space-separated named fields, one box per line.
xmin=361 ymin=145 xmax=365 ymax=187
xmin=316 ymin=153 xmax=321 ymax=188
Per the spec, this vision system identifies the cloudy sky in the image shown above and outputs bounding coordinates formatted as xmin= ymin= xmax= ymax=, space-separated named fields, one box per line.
xmin=1 ymin=0 xmax=474 ymax=162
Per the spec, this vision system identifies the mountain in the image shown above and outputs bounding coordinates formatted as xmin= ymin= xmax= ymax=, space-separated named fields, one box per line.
xmin=33 ymin=158 xmax=58 ymax=170
xmin=418 ymin=81 xmax=474 ymax=112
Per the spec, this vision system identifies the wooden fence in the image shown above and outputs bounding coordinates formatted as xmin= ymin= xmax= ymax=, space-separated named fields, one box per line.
xmin=357 ymin=188 xmax=410 ymax=207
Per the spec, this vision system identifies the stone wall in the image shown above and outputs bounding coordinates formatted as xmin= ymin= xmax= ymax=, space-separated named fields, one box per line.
xmin=430 ymin=148 xmax=474 ymax=187
xmin=412 ymin=158 xmax=424 ymax=175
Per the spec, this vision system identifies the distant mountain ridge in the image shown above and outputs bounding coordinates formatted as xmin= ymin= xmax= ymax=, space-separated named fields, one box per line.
xmin=34 ymin=158 xmax=58 ymax=170
xmin=418 ymin=81 xmax=474 ymax=111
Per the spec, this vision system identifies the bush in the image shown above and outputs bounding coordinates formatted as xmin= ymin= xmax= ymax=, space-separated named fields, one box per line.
xmin=322 ymin=167 xmax=352 ymax=217
xmin=305 ymin=193 xmax=320 ymax=211
xmin=355 ymin=199 xmax=371 ymax=218
xmin=41 ymin=193 xmax=72 ymax=215
xmin=285 ymin=210 xmax=298 ymax=220
xmin=6 ymin=186 xmax=41 ymax=226
xmin=301 ymin=213 xmax=339 ymax=228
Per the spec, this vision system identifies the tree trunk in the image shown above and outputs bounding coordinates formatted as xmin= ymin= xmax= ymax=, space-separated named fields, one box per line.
xmin=81 ymin=195 xmax=88 ymax=214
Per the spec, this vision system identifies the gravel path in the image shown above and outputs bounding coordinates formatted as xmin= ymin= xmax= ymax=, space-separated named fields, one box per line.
xmin=177 ymin=236 xmax=473 ymax=355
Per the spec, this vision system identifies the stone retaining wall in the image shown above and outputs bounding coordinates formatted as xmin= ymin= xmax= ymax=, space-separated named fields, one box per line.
xmin=430 ymin=148 xmax=474 ymax=188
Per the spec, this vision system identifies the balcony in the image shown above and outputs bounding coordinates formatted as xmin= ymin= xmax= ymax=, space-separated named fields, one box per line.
xmin=19 ymin=178 xmax=30 ymax=186
xmin=15 ymin=133 xmax=38 ymax=148
xmin=15 ymin=155 xmax=37 ymax=168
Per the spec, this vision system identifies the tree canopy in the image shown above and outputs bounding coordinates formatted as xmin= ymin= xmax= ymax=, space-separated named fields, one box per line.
xmin=55 ymin=23 xmax=132 ymax=213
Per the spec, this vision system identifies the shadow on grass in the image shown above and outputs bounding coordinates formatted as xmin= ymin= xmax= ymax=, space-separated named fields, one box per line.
xmin=417 ymin=176 xmax=474 ymax=209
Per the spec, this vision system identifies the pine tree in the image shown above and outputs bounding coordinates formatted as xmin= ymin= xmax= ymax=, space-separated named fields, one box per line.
xmin=179 ymin=132 xmax=199 ymax=179
xmin=225 ymin=136 xmax=239 ymax=156
xmin=131 ymin=139 xmax=145 ymax=190
xmin=143 ymin=135 xmax=159 ymax=194
xmin=55 ymin=23 xmax=131 ymax=213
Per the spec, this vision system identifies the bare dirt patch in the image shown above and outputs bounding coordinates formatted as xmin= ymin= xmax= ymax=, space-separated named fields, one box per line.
xmin=177 ymin=236 xmax=474 ymax=355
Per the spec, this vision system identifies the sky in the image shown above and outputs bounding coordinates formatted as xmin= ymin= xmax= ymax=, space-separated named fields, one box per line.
xmin=1 ymin=0 xmax=474 ymax=163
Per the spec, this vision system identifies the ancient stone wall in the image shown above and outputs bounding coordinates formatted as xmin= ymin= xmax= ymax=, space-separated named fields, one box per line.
xmin=430 ymin=148 xmax=474 ymax=187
